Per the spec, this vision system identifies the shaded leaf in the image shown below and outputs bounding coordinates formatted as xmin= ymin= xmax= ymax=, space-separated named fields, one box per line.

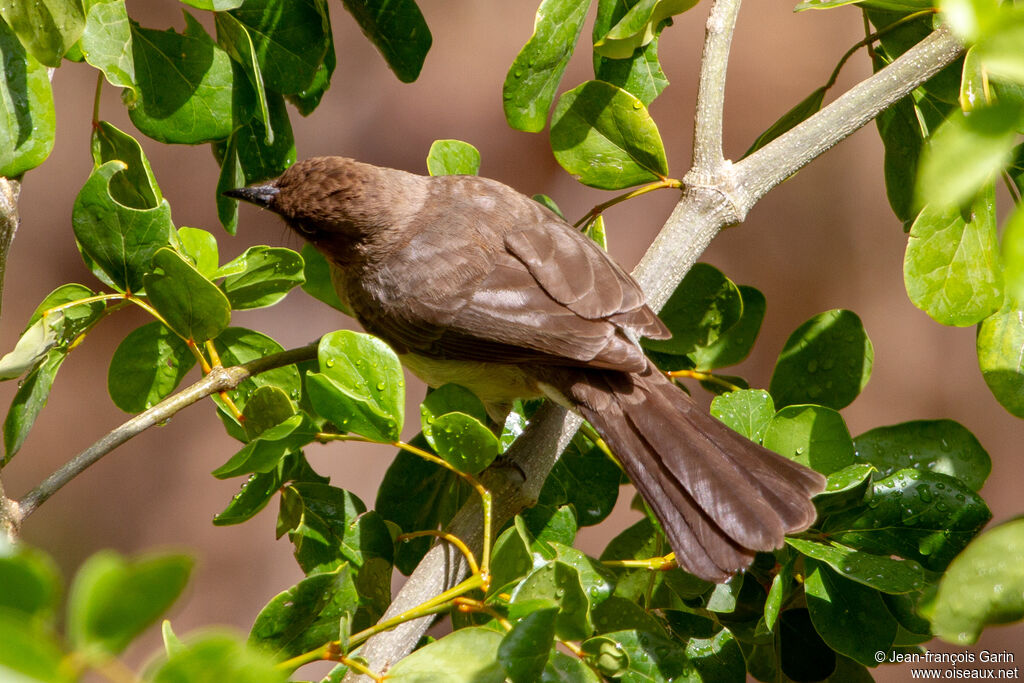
xmin=145 ymin=248 xmax=232 ymax=342
xmin=853 ymin=419 xmax=990 ymax=490
xmin=90 ymin=121 xmax=160 ymax=209
xmin=220 ymin=246 xmax=305 ymax=310
xmin=72 ymin=160 xmax=175 ymax=293
xmin=643 ymin=263 xmax=742 ymax=356
xmin=769 ymin=309 xmax=873 ymax=410
xmin=338 ymin=0 xmax=431 ymax=83
xmin=0 ymin=0 xmax=84 ymax=66
xmin=108 ymin=322 xmax=196 ymax=413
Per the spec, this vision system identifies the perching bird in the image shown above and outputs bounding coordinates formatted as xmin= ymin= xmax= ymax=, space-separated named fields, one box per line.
xmin=226 ymin=156 xmax=826 ymax=582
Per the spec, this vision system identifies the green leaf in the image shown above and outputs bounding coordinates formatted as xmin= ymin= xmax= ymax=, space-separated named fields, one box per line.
xmin=183 ymin=0 xmax=244 ymax=9
xmin=769 ymin=309 xmax=873 ymax=409
xmin=177 ymin=227 xmax=219 ymax=278
xmin=145 ymin=248 xmax=232 ymax=342
xmin=744 ymin=87 xmax=826 ymax=158
xmin=763 ymin=404 xmax=855 ymax=475
xmin=642 ymin=263 xmax=742 ymax=356
xmin=787 ymin=538 xmax=930 ymax=594
xmin=426 ymin=139 xmax=481 ymax=176
xmin=219 ymin=246 xmax=305 ymax=310
xmin=213 ymin=453 xmax=327 ymax=527
xmin=248 ymin=565 xmax=359 ymax=660
xmin=929 ymin=516 xmax=1024 ymax=645
xmin=539 ymin=436 xmax=620 ymax=526
xmin=582 ymin=629 xmax=692 ymax=681
xmin=0 ymin=613 xmax=69 ymax=683
xmin=108 ymin=322 xmax=196 ymax=413
xmin=242 ymin=386 xmax=296 ymax=440
xmin=420 ymin=383 xmax=488 ymax=429
xmin=425 ymin=412 xmax=500 ymax=475
xmin=376 ymin=440 xmax=471 ymax=575
xmin=593 ymin=0 xmax=698 ymax=59
xmin=710 ymin=389 xmax=774 ymax=443
xmin=0 ymin=543 xmax=61 ymax=618
xmin=822 ymin=468 xmax=991 ymax=572
xmin=594 ymin=37 xmax=668 ymax=107
xmin=0 ymin=0 xmax=84 ymax=66
xmin=499 ymin=607 xmax=558 ymax=683
xmin=287 ymin=18 xmax=335 ymax=116
xmin=813 ymin=463 xmax=875 ymax=515
xmin=3 ymin=352 xmax=65 ymax=463
xmin=387 ymin=627 xmax=505 ymax=682
xmin=502 ymin=0 xmax=591 ymax=132
xmin=214 ymin=135 xmax=243 ymax=235
xmin=663 ymin=613 xmax=747 ymax=682
xmin=804 ymin=559 xmax=898 ymax=667
xmin=543 ymin=651 xmax=601 ymax=682
xmin=213 ymin=413 xmax=316 ymax=478
xmin=90 ymin=121 xmax=161 ymax=209
xmin=1002 ymin=202 xmax=1024 ymax=305
xmin=299 ymin=243 xmax=350 ymax=313
xmin=212 ymin=327 xmax=301 ymax=413
xmin=511 ymin=562 xmax=591 ymax=641
xmin=691 ymin=284 xmax=765 ymax=370
xmin=915 ymin=104 xmax=1020 ymax=210
xmin=904 ymin=185 xmax=1002 ymax=326
xmin=0 ymin=17 xmax=55 ymax=177
xmin=488 ymin=523 xmax=536 ymax=597
xmin=72 ymin=160 xmax=175 ymax=293
xmin=234 ymin=90 xmax=296 ymax=183
xmin=523 ymin=505 xmax=578 ymax=547
xmin=306 ymin=330 xmax=404 ymax=443
xmin=280 ymin=482 xmax=393 ymax=576
xmin=214 ymin=12 xmax=272 ymax=141
xmin=81 ymin=0 xmax=134 ymax=89
xmin=876 ymin=96 xmax=928 ymax=224
xmin=146 ymin=631 xmax=287 ymax=683
xmin=128 ymin=13 xmax=235 ymax=144
xmin=67 ymin=551 xmax=193 ymax=659
xmin=550 ymin=80 xmax=668 ymax=190
xmin=978 ymin=299 xmax=1024 ymax=417
xmin=338 ymin=0 xmax=431 ymax=83
xmin=974 ymin=14 xmax=1024 ymax=83
xmin=797 ymin=0 xmax=932 ymax=8
xmin=853 ymin=419 xmax=991 ymax=490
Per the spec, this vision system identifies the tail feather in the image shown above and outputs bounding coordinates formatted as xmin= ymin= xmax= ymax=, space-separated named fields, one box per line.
xmin=555 ymin=361 xmax=826 ymax=582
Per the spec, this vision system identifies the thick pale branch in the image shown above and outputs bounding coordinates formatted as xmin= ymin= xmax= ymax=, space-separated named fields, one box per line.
xmin=734 ymin=24 xmax=962 ymax=210
xmin=344 ymin=22 xmax=966 ymax=681
xmin=692 ymin=0 xmax=743 ymax=174
xmin=14 ymin=343 xmax=318 ymax=523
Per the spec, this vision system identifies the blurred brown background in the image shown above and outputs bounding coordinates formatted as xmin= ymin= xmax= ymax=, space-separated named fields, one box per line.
xmin=2 ymin=0 xmax=1021 ymax=679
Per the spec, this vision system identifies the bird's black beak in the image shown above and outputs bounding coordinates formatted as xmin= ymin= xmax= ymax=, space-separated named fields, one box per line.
xmin=223 ymin=183 xmax=279 ymax=208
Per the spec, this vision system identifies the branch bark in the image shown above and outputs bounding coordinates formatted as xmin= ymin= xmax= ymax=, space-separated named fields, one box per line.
xmin=344 ymin=14 xmax=965 ymax=681
xmin=13 ymin=343 xmax=318 ymax=524
xmin=0 ymin=176 xmax=21 ymax=541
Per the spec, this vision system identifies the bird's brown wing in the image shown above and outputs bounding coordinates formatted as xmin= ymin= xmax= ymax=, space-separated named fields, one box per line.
xmin=346 ymin=179 xmax=668 ymax=372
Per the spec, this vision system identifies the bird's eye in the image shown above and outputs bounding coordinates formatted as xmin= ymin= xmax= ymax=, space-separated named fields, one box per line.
xmin=293 ymin=222 xmax=317 ymax=237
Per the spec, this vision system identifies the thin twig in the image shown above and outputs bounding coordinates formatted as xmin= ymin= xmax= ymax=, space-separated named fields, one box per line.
xmin=14 ymin=342 xmax=318 ymax=522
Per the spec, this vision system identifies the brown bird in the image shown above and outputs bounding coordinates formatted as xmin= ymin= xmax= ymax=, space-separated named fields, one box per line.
xmin=226 ymin=156 xmax=826 ymax=582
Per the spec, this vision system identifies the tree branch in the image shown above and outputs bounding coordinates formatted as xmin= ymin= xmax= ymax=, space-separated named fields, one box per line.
xmin=13 ymin=342 xmax=318 ymax=523
xmin=0 ymin=176 xmax=21 ymax=542
xmin=343 ymin=20 xmax=965 ymax=681
xmin=691 ymin=0 xmax=743 ymax=175
xmin=734 ymin=24 xmax=962 ymax=211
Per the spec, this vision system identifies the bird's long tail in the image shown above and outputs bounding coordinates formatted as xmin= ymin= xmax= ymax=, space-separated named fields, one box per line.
xmin=558 ymin=361 xmax=826 ymax=582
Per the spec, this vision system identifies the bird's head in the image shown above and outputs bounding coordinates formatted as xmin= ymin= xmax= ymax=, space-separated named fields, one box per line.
xmin=225 ymin=157 xmax=425 ymax=262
